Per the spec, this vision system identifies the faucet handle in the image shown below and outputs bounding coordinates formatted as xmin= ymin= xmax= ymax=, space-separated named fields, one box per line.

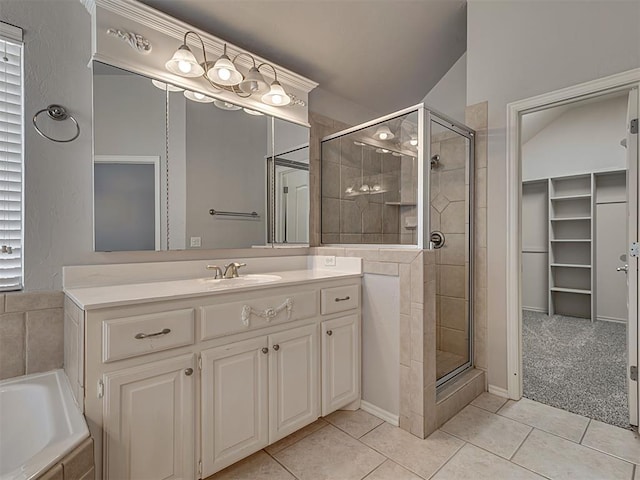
xmin=223 ymin=262 xmax=246 ymax=278
xmin=206 ymin=265 xmax=223 ymax=279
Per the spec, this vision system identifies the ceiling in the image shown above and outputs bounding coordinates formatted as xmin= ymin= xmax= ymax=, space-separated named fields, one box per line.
xmin=139 ymin=0 xmax=467 ymax=115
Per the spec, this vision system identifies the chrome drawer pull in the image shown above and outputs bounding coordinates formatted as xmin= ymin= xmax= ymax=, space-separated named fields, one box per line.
xmin=334 ymin=296 xmax=351 ymax=302
xmin=134 ymin=328 xmax=171 ymax=339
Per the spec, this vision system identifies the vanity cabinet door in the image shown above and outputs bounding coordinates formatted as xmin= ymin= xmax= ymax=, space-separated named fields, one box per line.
xmin=321 ymin=314 xmax=360 ymax=416
xmin=269 ymin=324 xmax=319 ymax=443
xmin=102 ymin=354 xmax=195 ymax=480
xmin=201 ymin=337 xmax=269 ymax=477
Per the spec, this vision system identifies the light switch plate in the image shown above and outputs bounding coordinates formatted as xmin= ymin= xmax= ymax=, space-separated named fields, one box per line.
xmin=190 ymin=237 xmax=201 ymax=248
xmin=324 ymin=256 xmax=336 ymax=267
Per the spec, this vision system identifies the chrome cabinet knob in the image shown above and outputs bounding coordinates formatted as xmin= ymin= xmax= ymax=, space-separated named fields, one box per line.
xmin=184 ymin=368 xmax=194 ymax=376
xmin=326 ymin=330 xmax=333 ymax=336
xmin=261 ymin=347 xmax=269 ymax=354
xmin=273 ymin=344 xmax=280 ymax=351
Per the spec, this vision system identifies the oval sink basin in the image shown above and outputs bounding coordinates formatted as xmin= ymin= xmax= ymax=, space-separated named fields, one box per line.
xmin=197 ymin=274 xmax=282 ymax=288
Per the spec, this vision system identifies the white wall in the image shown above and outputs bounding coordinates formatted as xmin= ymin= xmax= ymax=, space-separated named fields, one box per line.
xmin=2 ymin=0 xmax=305 ymax=291
xmin=185 ymin=102 xmax=268 ymax=249
xmin=422 ymin=53 xmax=467 ymax=124
xmin=361 ymin=274 xmax=399 ymax=417
xmin=467 ymin=0 xmax=640 ymax=390
xmin=522 ymin=96 xmax=628 ymax=180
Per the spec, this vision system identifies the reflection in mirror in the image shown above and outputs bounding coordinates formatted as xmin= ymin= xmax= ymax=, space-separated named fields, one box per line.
xmin=92 ymin=61 xmax=310 ymax=251
xmin=271 ymin=145 xmax=309 ymax=244
xmin=93 ymin=62 xmax=167 ymax=251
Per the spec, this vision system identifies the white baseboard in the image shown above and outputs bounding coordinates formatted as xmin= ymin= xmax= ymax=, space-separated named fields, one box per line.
xmin=522 ymin=307 xmax=547 ymax=313
xmin=360 ymin=400 xmax=399 ymax=426
xmin=488 ymin=385 xmax=509 ymax=398
xmin=597 ymin=316 xmax=627 ymax=324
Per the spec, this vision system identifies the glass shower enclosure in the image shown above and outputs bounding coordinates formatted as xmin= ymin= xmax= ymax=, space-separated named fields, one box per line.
xmin=320 ymin=104 xmax=475 ymax=386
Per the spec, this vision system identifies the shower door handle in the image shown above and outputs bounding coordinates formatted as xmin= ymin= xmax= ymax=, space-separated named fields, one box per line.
xmin=617 ymin=264 xmax=629 ymax=273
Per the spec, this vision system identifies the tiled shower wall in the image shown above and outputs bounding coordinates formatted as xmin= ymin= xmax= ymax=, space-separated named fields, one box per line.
xmin=321 ymin=134 xmax=418 ymax=245
xmin=431 ymin=131 xmax=470 ymax=362
xmin=310 ymin=102 xmax=489 ymax=438
xmin=0 ymin=291 xmax=64 ymax=380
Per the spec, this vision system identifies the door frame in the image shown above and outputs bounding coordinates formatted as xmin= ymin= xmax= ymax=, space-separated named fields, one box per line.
xmin=94 ymin=155 xmax=162 ymax=250
xmin=505 ymin=69 xmax=640 ymax=411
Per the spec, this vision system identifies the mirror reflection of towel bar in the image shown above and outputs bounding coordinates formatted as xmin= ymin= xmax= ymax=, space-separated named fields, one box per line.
xmin=209 ymin=209 xmax=260 ymax=218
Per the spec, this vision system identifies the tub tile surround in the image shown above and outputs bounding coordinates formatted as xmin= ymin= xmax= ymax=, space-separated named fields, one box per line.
xmin=0 ymin=291 xmax=64 ymax=380
xmin=38 ymin=437 xmax=95 ymax=480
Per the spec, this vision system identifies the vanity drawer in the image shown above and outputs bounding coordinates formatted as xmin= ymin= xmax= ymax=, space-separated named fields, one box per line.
xmin=102 ymin=308 xmax=195 ymax=363
xmin=320 ymin=284 xmax=360 ymax=315
xmin=200 ymin=290 xmax=318 ymax=341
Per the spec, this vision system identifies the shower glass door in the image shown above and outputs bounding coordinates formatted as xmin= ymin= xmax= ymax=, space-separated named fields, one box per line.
xmin=430 ymin=116 xmax=474 ymax=386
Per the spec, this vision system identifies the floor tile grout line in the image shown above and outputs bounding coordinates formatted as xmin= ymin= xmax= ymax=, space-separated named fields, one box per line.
xmin=579 ymin=418 xmax=592 ymax=444
xmin=469 ymin=398 xmax=508 ymax=414
xmin=357 ymin=433 xmax=432 ymax=480
xmin=423 ymin=440 xmax=467 ymax=480
xmin=359 ymin=457 xmax=392 ymax=480
xmin=266 ymin=421 xmax=329 ymax=456
xmin=355 ymin=420 xmax=386 ymax=440
xmin=455 ymin=439 xmax=553 ymax=480
xmin=263 ymin=447 xmax=302 ymax=480
xmin=508 ymin=426 xmax=534 ymax=461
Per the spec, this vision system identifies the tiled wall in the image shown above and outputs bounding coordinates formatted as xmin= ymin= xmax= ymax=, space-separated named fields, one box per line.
xmin=0 ymin=291 xmax=64 ymax=380
xmin=466 ymin=102 xmax=489 ymax=374
xmin=309 ymin=112 xmax=351 ymax=247
xmin=431 ymin=131 xmax=470 ymax=362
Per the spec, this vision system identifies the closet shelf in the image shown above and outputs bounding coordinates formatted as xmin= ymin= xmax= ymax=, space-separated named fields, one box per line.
xmin=550 ymin=239 xmax=591 ymax=243
xmin=550 ymin=287 xmax=592 ymax=295
xmin=550 ymin=263 xmax=591 ymax=268
xmin=550 ymin=217 xmax=591 ymax=221
xmin=550 ymin=194 xmax=591 ymax=201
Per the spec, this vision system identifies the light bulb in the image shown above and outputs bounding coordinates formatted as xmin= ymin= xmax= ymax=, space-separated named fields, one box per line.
xmin=379 ymin=132 xmax=388 ymax=140
xmin=178 ymin=60 xmax=192 ymax=73
xmin=193 ymin=92 xmax=205 ymax=100
xmin=271 ymin=94 xmax=283 ymax=105
xmin=218 ymin=68 xmax=231 ymax=81
xmin=410 ymin=138 xmax=418 ymax=146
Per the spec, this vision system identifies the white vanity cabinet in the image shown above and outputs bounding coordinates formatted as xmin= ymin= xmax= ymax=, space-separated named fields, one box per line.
xmin=102 ymin=354 xmax=196 ymax=480
xmin=65 ymin=276 xmax=361 ymax=480
xmin=201 ymin=323 xmax=319 ymax=476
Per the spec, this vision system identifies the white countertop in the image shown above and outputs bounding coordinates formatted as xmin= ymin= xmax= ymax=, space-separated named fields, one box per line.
xmin=65 ymin=269 xmax=362 ymax=310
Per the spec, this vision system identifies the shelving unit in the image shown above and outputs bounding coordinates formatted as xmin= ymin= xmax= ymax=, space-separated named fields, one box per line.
xmin=548 ymin=173 xmax=595 ymax=321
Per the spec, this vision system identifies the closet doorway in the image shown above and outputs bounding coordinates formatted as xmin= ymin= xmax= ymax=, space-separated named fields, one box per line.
xmin=518 ymin=87 xmax=638 ymax=428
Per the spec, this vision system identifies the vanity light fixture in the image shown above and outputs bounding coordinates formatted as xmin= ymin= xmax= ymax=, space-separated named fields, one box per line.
xmin=208 ymin=44 xmax=243 ymax=85
xmin=184 ymin=90 xmax=214 ymax=103
xmin=243 ymin=108 xmax=264 ymax=116
xmin=165 ymin=43 xmax=204 ymax=77
xmin=403 ymin=134 xmax=418 ymax=147
xmin=214 ymin=99 xmax=241 ymax=111
xmin=151 ymin=79 xmax=184 ymax=92
xmin=375 ymin=148 xmax=391 ymax=154
xmin=374 ymin=125 xmax=394 ymax=141
xmin=166 ymin=31 xmax=292 ymax=107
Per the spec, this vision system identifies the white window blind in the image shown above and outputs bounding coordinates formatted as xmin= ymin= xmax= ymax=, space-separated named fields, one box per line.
xmin=0 ymin=26 xmax=23 ymax=291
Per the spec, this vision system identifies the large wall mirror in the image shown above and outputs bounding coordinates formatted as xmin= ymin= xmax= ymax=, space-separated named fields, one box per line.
xmin=92 ymin=62 xmax=309 ymax=251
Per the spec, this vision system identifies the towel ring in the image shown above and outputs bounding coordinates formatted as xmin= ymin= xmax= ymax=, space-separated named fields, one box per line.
xmin=32 ymin=104 xmax=80 ymax=143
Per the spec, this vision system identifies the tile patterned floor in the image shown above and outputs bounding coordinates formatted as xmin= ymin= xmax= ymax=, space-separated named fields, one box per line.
xmin=207 ymin=393 xmax=640 ymax=480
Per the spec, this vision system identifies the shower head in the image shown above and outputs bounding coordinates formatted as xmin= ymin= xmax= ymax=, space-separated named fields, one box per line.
xmin=431 ymin=154 xmax=440 ymax=169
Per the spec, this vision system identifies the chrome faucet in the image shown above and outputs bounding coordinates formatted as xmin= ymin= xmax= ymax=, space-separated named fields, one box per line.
xmin=223 ymin=262 xmax=246 ymax=279
xmin=206 ymin=265 xmax=223 ymax=279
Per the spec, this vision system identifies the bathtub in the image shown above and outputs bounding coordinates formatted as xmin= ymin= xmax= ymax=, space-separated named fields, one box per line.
xmin=0 ymin=370 xmax=89 ymax=480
